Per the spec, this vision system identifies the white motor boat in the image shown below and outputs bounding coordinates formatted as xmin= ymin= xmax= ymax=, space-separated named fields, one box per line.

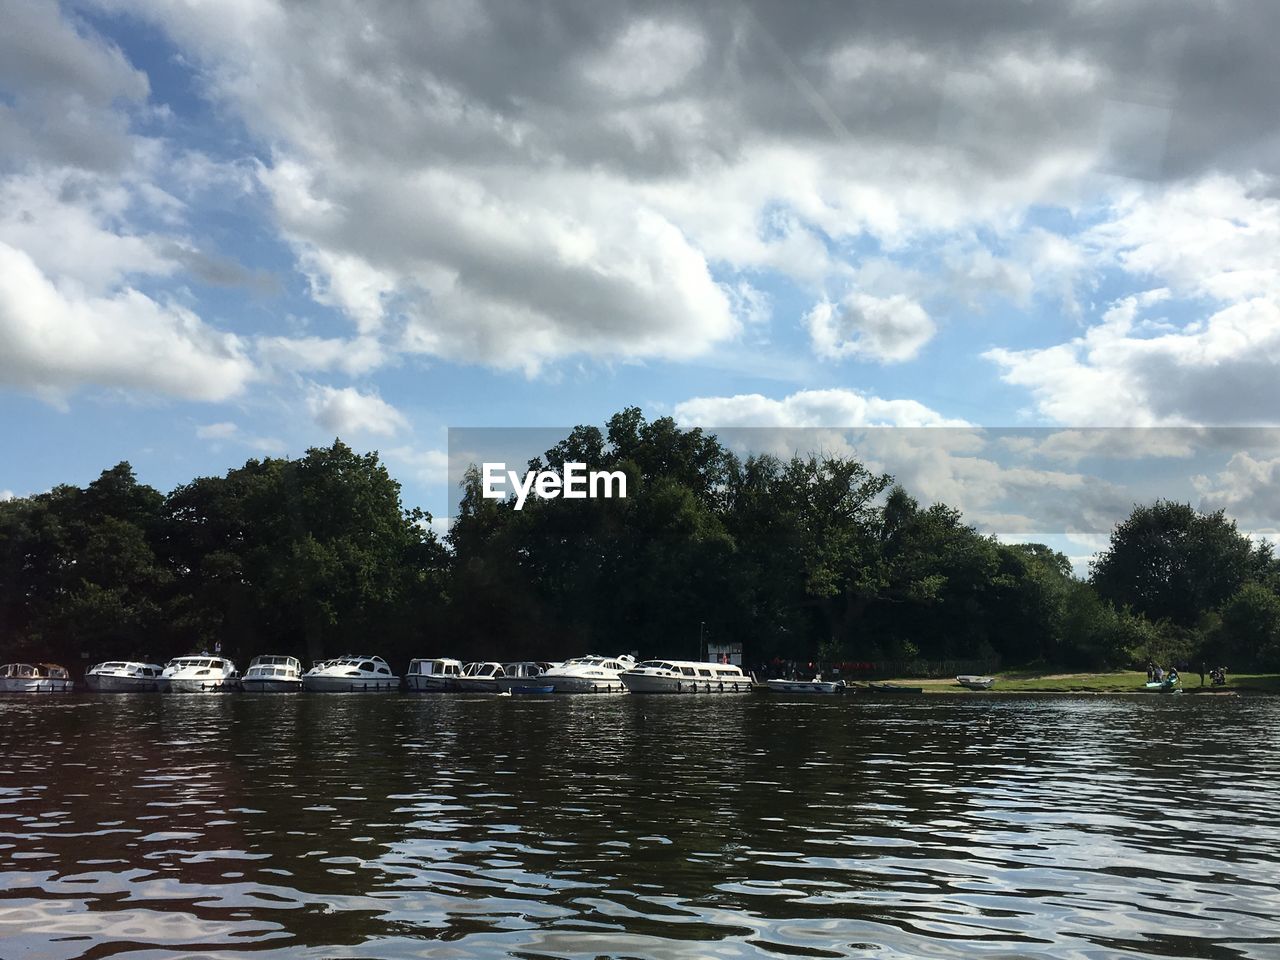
xmin=619 ymin=659 xmax=753 ymax=694
xmin=301 ymin=655 xmax=399 ymax=692
xmin=766 ymin=678 xmax=844 ymax=695
xmin=454 ymin=661 xmax=505 ymax=693
xmin=85 ymin=661 xmax=163 ymax=692
xmin=495 ymin=661 xmax=553 ymax=693
xmin=242 ymin=655 xmax=303 ymax=692
xmin=0 ymin=662 xmax=74 ymax=693
xmin=161 ymin=655 xmax=240 ymax=693
xmin=540 ymin=654 xmax=635 ymax=693
xmin=956 ymin=675 xmax=995 ymax=690
xmin=406 ymin=657 xmax=464 ymax=692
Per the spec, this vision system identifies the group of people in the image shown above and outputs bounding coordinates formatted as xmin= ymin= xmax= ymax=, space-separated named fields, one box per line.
xmin=1146 ymin=662 xmax=1228 ymax=686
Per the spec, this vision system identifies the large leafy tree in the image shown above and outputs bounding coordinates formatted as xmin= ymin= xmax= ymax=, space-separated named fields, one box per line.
xmin=1091 ymin=501 xmax=1258 ymax=626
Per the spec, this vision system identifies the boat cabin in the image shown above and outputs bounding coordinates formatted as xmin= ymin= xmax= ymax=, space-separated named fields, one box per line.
xmin=91 ymin=662 xmax=161 ymax=678
xmin=501 ymin=661 xmax=545 ymax=679
xmin=2 ymin=663 xmax=69 ymax=679
xmin=407 ymin=658 xmax=463 ymax=678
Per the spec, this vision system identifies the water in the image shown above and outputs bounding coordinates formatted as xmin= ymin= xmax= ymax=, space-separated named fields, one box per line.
xmin=1 ymin=693 xmax=1278 ymax=960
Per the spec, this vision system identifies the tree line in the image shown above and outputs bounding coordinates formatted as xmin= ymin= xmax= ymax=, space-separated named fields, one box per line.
xmin=2 ymin=408 xmax=1278 ymax=674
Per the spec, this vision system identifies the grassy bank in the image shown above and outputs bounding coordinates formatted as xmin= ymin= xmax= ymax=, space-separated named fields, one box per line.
xmin=873 ymin=669 xmax=1280 ymax=694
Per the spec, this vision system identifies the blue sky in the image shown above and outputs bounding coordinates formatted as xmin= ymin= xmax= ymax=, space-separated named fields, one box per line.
xmin=3 ymin=1 xmax=1279 ymax=564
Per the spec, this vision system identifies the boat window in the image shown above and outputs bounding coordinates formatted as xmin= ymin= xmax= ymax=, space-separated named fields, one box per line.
xmin=697 ymin=668 xmax=712 ymax=677
xmin=680 ymin=666 xmax=696 ymax=676
xmin=377 ymin=667 xmax=390 ymax=675
xmin=359 ymin=661 xmax=375 ymax=671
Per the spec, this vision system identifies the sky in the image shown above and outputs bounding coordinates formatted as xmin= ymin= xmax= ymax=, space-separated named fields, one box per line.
xmin=3 ymin=0 xmax=1279 ymax=566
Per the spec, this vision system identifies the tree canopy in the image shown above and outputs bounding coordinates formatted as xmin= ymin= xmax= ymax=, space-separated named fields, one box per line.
xmin=2 ymin=411 xmax=1277 ymax=673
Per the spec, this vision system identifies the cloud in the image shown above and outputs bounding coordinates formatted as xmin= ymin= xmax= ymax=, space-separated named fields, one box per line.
xmin=1193 ymin=452 xmax=1280 ymax=530
xmin=305 ymin=384 xmax=408 ymax=437
xmin=1024 ymin=428 xmax=1202 ymax=465
xmin=0 ymin=490 xmax=14 ymax=502
xmin=674 ymin=388 xmax=969 ymax=429
xmin=107 ymin=0 xmax=1280 ymax=375
xmin=987 ymin=284 xmax=1280 ymax=426
xmin=805 ymin=293 xmax=935 ymax=362
xmin=257 ymin=334 xmax=385 ymax=377
xmin=0 ymin=242 xmax=254 ymax=403
xmin=387 ymin=446 xmax=450 ymax=486
xmin=0 ymin=0 xmax=149 ymax=172
xmin=196 ymin=421 xmax=238 ymax=440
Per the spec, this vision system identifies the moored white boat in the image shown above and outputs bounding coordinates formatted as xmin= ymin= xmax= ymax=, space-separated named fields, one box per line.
xmin=0 ymin=662 xmax=74 ymax=693
xmin=301 ymin=655 xmax=399 ymax=692
xmin=619 ymin=659 xmax=752 ymax=694
xmin=766 ymin=678 xmax=844 ymax=694
xmin=494 ymin=661 xmax=552 ymax=693
xmin=406 ymin=657 xmax=463 ymax=692
xmin=539 ymin=654 xmax=634 ymax=693
xmin=454 ymin=661 xmax=505 ymax=693
xmin=85 ymin=661 xmax=163 ymax=692
xmin=242 ymin=655 xmax=303 ymax=692
xmin=162 ymin=655 xmax=240 ymax=693
xmin=956 ymin=675 xmax=995 ymax=690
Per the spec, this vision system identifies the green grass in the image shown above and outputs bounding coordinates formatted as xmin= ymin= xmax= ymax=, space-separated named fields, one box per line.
xmin=874 ymin=668 xmax=1280 ymax=694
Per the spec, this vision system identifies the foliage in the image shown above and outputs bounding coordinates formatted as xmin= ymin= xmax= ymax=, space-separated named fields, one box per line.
xmin=4 ymin=411 xmax=1280 ymax=674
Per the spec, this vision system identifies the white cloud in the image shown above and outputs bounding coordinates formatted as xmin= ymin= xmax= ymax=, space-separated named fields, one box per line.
xmin=987 ymin=285 xmax=1280 ymax=426
xmin=306 ymin=384 xmax=408 ymax=437
xmin=805 ymin=293 xmax=935 ymax=363
xmin=193 ymin=420 xmax=284 ymax=454
xmin=1193 ymin=452 xmax=1280 ymax=528
xmin=196 ymin=421 xmax=238 ymax=440
xmin=257 ymin=334 xmax=385 ymax=376
xmin=0 ymin=490 xmax=14 ymax=502
xmin=387 ymin=446 xmax=450 ymax=486
xmin=1026 ymin=428 xmax=1201 ymax=465
xmin=0 ymin=170 xmax=174 ymax=294
xmin=674 ymin=388 xmax=969 ymax=429
xmin=0 ymin=242 xmax=254 ymax=403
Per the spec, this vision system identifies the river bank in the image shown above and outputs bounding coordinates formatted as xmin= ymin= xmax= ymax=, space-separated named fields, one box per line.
xmin=874 ymin=669 xmax=1280 ymax=694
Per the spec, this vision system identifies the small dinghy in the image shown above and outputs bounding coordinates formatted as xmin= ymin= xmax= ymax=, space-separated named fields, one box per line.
xmin=765 ymin=678 xmax=845 ymax=694
xmin=1144 ymin=678 xmax=1180 ymax=692
xmin=864 ymin=682 xmax=924 ymax=694
xmin=509 ymin=684 xmax=555 ymax=695
xmin=956 ymin=675 xmax=995 ymax=690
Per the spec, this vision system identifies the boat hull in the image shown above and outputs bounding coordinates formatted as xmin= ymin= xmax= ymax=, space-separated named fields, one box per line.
xmin=302 ymin=676 xmax=399 ymax=693
xmin=509 ymin=684 xmax=555 ymax=695
xmin=766 ymin=679 xmax=843 ymax=694
xmin=620 ymin=674 xmax=752 ymax=694
xmin=406 ymin=675 xmax=456 ymax=692
xmin=540 ymin=675 xmax=627 ymax=694
xmin=242 ymin=679 xmax=302 ymax=693
xmin=864 ymin=683 xmax=924 ymax=694
xmin=85 ymin=675 xmax=158 ymax=693
xmin=452 ymin=678 xmax=502 ymax=693
xmin=0 ymin=678 xmax=74 ymax=693
xmin=300 ymin=675 xmax=396 ymax=691
xmin=168 ymin=678 xmax=238 ymax=693
xmin=956 ymin=675 xmax=995 ymax=690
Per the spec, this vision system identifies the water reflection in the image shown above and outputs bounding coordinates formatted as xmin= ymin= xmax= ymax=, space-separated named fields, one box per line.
xmin=1 ymin=694 xmax=1278 ymax=958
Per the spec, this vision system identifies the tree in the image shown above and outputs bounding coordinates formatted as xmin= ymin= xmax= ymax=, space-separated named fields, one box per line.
xmin=1091 ymin=501 xmax=1256 ymax=626
xmin=1216 ymin=582 xmax=1280 ymax=670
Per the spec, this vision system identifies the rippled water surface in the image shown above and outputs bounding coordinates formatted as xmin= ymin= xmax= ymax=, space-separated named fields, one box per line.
xmin=2 ymin=693 xmax=1279 ymax=959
